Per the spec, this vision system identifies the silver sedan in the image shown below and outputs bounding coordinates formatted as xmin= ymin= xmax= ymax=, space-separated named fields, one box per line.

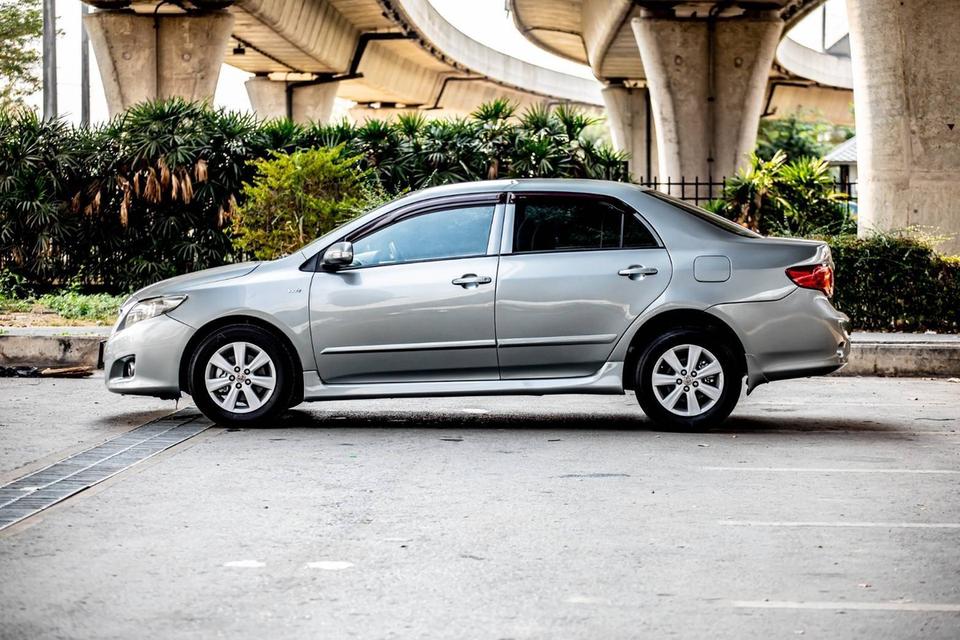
xmin=103 ymin=179 xmax=850 ymax=429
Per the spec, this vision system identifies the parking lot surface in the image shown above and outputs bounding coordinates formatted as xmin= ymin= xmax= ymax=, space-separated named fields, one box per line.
xmin=1 ymin=375 xmax=958 ymax=639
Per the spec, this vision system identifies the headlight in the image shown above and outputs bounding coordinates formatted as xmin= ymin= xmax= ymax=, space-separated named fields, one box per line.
xmin=118 ymin=295 xmax=187 ymax=331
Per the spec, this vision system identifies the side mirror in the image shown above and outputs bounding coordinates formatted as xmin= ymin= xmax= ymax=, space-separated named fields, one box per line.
xmin=321 ymin=241 xmax=354 ymax=269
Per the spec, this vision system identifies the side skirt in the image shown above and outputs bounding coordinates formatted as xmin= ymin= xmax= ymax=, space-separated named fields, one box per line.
xmin=301 ymin=362 xmax=625 ymax=401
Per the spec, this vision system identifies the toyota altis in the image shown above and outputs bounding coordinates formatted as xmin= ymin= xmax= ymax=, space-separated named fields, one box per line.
xmin=104 ymin=179 xmax=850 ymax=429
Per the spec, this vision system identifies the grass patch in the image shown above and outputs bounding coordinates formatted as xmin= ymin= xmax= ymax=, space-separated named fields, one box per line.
xmin=36 ymin=292 xmax=124 ymax=321
xmin=0 ymin=294 xmax=33 ymax=314
xmin=0 ymin=291 xmax=124 ymax=323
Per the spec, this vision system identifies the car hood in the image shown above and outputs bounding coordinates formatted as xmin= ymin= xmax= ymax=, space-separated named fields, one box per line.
xmin=124 ymin=262 xmax=262 ymax=305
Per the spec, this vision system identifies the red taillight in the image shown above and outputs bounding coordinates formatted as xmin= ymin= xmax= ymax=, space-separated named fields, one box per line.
xmin=786 ymin=263 xmax=834 ymax=297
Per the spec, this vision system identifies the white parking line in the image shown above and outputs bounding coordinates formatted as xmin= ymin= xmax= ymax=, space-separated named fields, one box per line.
xmin=223 ymin=560 xmax=265 ymax=568
xmin=732 ymin=600 xmax=960 ymax=612
xmin=718 ymin=521 xmax=960 ymax=529
xmin=702 ymin=467 xmax=960 ymax=474
xmin=306 ymin=561 xmax=354 ymax=570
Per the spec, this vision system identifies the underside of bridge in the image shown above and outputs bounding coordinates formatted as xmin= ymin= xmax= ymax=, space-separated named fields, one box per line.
xmin=83 ymin=0 xmax=602 ymax=124
xmin=510 ymin=0 xmax=836 ymax=183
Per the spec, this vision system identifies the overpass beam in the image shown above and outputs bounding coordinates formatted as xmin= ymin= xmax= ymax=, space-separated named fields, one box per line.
xmin=84 ymin=9 xmax=234 ymax=116
xmin=245 ymin=77 xmax=339 ymax=124
xmin=632 ymin=12 xmax=781 ymax=191
xmin=846 ymin=0 xmax=960 ymax=253
xmin=601 ymin=85 xmax=658 ymax=182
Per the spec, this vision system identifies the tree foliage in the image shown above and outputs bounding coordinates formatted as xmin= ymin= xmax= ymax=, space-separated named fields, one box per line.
xmin=0 ymin=0 xmax=42 ymax=110
xmin=755 ymin=113 xmax=854 ymax=162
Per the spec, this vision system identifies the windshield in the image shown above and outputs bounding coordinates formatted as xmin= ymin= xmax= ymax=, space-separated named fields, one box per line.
xmin=644 ymin=189 xmax=762 ymax=238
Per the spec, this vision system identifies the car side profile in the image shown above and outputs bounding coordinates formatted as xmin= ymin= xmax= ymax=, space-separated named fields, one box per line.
xmin=103 ymin=179 xmax=850 ymax=429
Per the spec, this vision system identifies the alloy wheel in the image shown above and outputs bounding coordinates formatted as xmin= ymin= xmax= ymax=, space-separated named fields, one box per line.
xmin=204 ymin=341 xmax=277 ymax=414
xmin=651 ymin=343 xmax=724 ymax=417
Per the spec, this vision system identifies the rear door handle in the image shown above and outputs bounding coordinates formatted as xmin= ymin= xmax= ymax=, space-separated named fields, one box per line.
xmin=452 ymin=274 xmax=492 ymax=288
xmin=618 ymin=265 xmax=658 ymax=280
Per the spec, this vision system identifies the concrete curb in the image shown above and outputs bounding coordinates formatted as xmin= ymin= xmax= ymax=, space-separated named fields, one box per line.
xmin=1 ymin=329 xmax=959 ymax=377
xmin=0 ymin=334 xmax=106 ymax=368
xmin=842 ymin=338 xmax=960 ymax=377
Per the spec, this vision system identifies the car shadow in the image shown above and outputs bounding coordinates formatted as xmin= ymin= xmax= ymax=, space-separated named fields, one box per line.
xmin=236 ymin=407 xmax=918 ymax=438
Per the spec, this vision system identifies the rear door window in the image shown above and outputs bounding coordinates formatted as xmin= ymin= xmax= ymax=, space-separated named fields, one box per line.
xmin=512 ymin=195 xmax=657 ymax=253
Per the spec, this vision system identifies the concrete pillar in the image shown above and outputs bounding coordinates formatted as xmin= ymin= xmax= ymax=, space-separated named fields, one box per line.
xmin=84 ymin=9 xmax=233 ymax=116
xmin=244 ymin=76 xmax=338 ymax=124
xmin=632 ymin=12 xmax=781 ymax=193
xmin=846 ymin=0 xmax=960 ymax=253
xmin=245 ymin=76 xmax=286 ymax=120
xmin=600 ymin=85 xmax=658 ymax=182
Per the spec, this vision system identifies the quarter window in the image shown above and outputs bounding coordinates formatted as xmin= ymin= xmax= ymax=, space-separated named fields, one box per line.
xmin=349 ymin=204 xmax=495 ymax=267
xmin=512 ymin=196 xmax=657 ymax=254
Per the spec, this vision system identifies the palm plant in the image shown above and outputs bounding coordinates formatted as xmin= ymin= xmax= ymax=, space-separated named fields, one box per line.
xmin=772 ymin=156 xmax=853 ymax=236
xmin=714 ymin=151 xmax=853 ymax=237
xmin=472 ymin=98 xmax=516 ymax=179
xmin=719 ymin=150 xmax=786 ymax=231
xmin=417 ymin=117 xmax=479 ymax=187
xmin=583 ymin=141 xmax=630 ymax=181
xmin=353 ymin=118 xmax=404 ymax=190
xmin=304 ymin=119 xmax=357 ymax=150
xmin=510 ymin=103 xmax=571 ymax=177
xmin=0 ymin=110 xmax=84 ymax=283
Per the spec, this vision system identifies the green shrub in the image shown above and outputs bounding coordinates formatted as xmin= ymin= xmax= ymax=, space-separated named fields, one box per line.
xmin=827 ymin=232 xmax=960 ymax=332
xmin=0 ymin=267 xmax=33 ymax=298
xmin=232 ymin=147 xmax=384 ymax=260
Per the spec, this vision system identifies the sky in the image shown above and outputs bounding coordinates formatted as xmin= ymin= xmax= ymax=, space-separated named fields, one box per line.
xmin=26 ymin=0 xmax=845 ymax=125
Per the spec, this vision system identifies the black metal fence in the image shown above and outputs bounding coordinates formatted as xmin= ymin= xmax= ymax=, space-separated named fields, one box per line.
xmin=637 ymin=177 xmax=858 ymax=215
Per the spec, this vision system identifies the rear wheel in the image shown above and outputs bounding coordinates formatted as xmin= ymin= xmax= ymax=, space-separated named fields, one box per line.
xmin=189 ymin=325 xmax=293 ymax=427
xmin=635 ymin=328 xmax=742 ymax=429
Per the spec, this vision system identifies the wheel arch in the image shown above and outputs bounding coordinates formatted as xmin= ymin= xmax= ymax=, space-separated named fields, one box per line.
xmin=621 ymin=308 xmax=747 ymax=391
xmin=178 ymin=315 xmax=305 ymax=405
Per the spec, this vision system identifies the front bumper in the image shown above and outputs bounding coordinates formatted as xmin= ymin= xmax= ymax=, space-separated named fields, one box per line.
xmin=711 ymin=288 xmax=851 ymax=391
xmin=103 ymin=314 xmax=195 ymax=399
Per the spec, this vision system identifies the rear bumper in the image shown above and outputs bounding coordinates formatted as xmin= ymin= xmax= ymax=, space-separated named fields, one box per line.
xmin=103 ymin=314 xmax=195 ymax=399
xmin=711 ymin=288 xmax=850 ymax=391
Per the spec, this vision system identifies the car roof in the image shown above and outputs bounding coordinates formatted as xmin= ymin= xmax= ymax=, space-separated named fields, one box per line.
xmin=401 ymin=179 xmax=651 ymax=201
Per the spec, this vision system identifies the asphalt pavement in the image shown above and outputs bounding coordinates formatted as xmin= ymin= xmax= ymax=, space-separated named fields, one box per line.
xmin=1 ymin=374 xmax=958 ymax=639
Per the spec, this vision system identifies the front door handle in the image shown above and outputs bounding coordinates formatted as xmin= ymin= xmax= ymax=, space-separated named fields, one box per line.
xmin=452 ymin=274 xmax=492 ymax=289
xmin=618 ymin=265 xmax=659 ymax=280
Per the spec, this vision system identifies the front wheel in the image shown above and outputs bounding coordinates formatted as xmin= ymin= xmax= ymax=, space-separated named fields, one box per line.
xmin=189 ymin=325 xmax=293 ymax=427
xmin=635 ymin=328 xmax=742 ymax=430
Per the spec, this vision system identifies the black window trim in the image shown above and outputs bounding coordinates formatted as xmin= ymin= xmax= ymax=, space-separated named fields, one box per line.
xmin=505 ymin=191 xmax=664 ymax=256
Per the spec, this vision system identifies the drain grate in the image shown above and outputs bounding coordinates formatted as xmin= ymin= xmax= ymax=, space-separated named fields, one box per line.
xmin=0 ymin=410 xmax=210 ymax=530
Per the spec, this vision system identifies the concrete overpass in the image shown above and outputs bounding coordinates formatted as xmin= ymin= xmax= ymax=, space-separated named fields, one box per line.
xmin=509 ymin=0 xmax=960 ymax=253
xmin=82 ymin=0 xmax=603 ymax=124
xmin=508 ymin=0 xmax=847 ymax=183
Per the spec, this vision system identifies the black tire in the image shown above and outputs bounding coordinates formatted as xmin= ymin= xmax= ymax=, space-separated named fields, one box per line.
xmin=189 ymin=325 xmax=294 ymax=427
xmin=635 ymin=328 xmax=742 ymax=430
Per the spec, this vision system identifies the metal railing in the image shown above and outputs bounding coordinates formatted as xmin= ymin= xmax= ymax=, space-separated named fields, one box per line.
xmin=638 ymin=177 xmax=859 ymax=214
